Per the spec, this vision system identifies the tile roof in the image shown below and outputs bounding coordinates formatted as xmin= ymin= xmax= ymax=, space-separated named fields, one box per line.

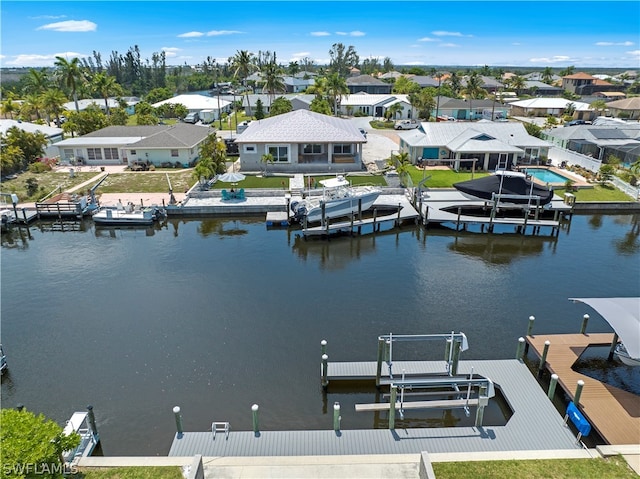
xmin=563 ymin=72 xmax=595 ymax=79
xmin=235 ymin=110 xmax=365 ymax=144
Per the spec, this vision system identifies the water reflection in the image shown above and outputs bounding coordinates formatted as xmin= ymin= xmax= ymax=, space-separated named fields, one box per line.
xmin=612 ymin=214 xmax=640 ymax=255
xmin=572 ymin=345 xmax=640 ymax=396
xmin=443 ymin=231 xmax=558 ymax=265
xmin=197 ymin=218 xmax=252 ymax=237
xmin=1 ymin=226 xmax=32 ymax=250
xmin=293 ymin=233 xmax=379 ymax=270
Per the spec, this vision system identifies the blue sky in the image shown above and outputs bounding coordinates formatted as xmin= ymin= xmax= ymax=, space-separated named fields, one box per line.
xmin=2 ymin=1 xmax=639 ymax=69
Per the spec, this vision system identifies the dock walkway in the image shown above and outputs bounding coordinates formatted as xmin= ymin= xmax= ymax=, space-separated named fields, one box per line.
xmin=169 ymin=360 xmax=580 ymax=457
xmin=527 ymin=333 xmax=640 ymax=445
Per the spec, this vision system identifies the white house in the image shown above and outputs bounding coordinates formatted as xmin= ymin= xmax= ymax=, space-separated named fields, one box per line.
xmin=510 ymin=98 xmax=593 ymax=120
xmin=0 ymin=119 xmax=64 ymax=157
xmin=397 ymin=122 xmax=551 ymax=170
xmin=152 ymin=94 xmax=232 ymax=120
xmin=55 ymin=124 xmax=213 ymax=167
xmin=234 ymin=110 xmax=366 ymax=174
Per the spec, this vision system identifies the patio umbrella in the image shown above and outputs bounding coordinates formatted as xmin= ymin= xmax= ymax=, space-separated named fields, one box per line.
xmin=217 ymin=172 xmax=246 ymax=183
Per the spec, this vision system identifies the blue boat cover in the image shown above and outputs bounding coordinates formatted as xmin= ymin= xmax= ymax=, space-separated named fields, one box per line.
xmin=566 ymin=401 xmax=591 ymax=437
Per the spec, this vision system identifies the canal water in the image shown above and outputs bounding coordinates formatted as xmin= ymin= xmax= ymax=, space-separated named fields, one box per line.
xmin=1 ymin=214 xmax=638 ymax=455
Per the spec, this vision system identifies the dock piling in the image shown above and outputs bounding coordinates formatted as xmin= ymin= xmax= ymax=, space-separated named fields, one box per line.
xmin=321 ymin=354 xmax=329 ymax=388
xmin=548 ymin=373 xmax=559 ymax=400
xmin=388 ymin=385 xmax=397 ymax=430
xmin=376 ymin=338 xmax=384 ymax=387
xmin=580 ymin=314 xmax=589 ymax=335
xmin=321 ymin=339 xmax=327 ymax=356
xmin=538 ymin=340 xmax=550 ymax=377
xmin=333 ymin=402 xmax=341 ymax=432
xmin=173 ymin=406 xmax=183 ymax=436
xmin=87 ymin=405 xmax=98 ymax=438
xmin=516 ymin=337 xmax=525 ymax=361
xmin=607 ymin=333 xmax=619 ymax=361
xmin=574 ymin=380 xmax=584 ymax=406
xmin=525 ymin=315 xmax=535 ymax=353
xmin=252 ymin=404 xmax=260 ymax=435
xmin=475 ymin=385 xmax=488 ymax=427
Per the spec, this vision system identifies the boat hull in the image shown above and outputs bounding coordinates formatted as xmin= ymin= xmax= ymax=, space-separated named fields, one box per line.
xmin=92 ymin=207 xmax=165 ymax=226
xmin=615 ymin=344 xmax=640 ymax=367
xmin=297 ymin=190 xmax=380 ymax=223
xmin=454 ymin=173 xmax=553 ymax=205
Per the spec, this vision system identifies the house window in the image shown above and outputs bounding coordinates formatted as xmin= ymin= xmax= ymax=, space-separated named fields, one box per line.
xmin=302 ymin=144 xmax=322 ymax=154
xmin=171 ymin=150 xmax=179 ymax=157
xmin=87 ymin=148 xmax=102 ymax=160
xmin=63 ymin=149 xmax=74 ymax=160
xmin=333 ymin=144 xmax=352 ymax=155
xmin=267 ymin=145 xmax=289 ymax=162
xmin=243 ymin=145 xmax=256 ymax=153
xmin=130 ymin=150 xmax=136 ymax=155
xmin=104 ymin=148 xmax=119 ymax=160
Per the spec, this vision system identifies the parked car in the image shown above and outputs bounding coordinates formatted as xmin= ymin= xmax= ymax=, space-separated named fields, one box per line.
xmin=565 ymin=119 xmax=589 ymax=127
xmin=394 ymin=119 xmax=420 ymax=130
xmin=183 ymin=112 xmax=200 ymax=124
xmin=359 ymin=128 xmax=367 ymax=141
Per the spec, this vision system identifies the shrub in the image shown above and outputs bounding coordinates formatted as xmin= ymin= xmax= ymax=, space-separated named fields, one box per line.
xmin=28 ymin=162 xmax=51 ymax=173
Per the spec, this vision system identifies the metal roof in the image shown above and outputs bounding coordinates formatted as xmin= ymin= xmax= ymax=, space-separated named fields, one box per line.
xmin=235 ymin=110 xmax=365 ymax=144
xmin=0 ymin=119 xmax=62 ymax=138
xmin=152 ymin=94 xmax=231 ymax=110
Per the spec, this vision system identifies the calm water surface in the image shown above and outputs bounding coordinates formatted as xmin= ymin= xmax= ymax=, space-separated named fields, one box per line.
xmin=1 ymin=214 xmax=638 ymax=455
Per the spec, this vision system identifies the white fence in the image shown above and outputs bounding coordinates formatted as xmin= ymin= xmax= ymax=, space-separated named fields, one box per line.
xmin=548 ymin=147 xmax=601 ymax=173
xmin=611 ymin=175 xmax=640 ymax=200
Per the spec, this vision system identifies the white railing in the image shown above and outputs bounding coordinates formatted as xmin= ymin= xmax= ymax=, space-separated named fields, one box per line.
xmin=548 ymin=147 xmax=601 ymax=173
xmin=610 ymin=175 xmax=640 ymax=200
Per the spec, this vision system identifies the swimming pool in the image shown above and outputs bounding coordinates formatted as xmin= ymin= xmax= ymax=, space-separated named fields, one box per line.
xmin=524 ymin=168 xmax=571 ymax=184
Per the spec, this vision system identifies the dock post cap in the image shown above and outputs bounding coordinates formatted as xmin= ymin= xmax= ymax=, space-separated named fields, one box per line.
xmin=544 ymin=340 xmax=550 ymax=346
xmin=333 ymin=402 xmax=340 ymax=410
xmin=518 ymin=337 xmax=525 ymax=342
xmin=321 ymin=339 xmax=327 ymax=346
xmin=173 ymin=406 xmax=181 ymax=413
xmin=322 ymin=354 xmax=328 ymax=360
xmin=577 ymin=379 xmax=584 ymax=386
xmin=252 ymin=404 xmax=259 ymax=411
xmin=551 ymin=373 xmax=558 ymax=379
xmin=529 ymin=315 xmax=535 ymax=320
xmin=583 ymin=314 xmax=590 ymax=319
xmin=87 ymin=405 xmax=93 ymax=410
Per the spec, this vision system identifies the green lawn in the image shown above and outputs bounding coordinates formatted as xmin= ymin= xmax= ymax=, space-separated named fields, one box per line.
xmin=0 ymin=171 xmax=99 ymax=202
xmin=410 ymin=168 xmax=490 ymax=187
xmin=209 ymin=173 xmax=387 ymax=189
xmin=94 ymin=171 xmax=195 ymax=194
xmin=433 ymin=456 xmax=637 ymax=479
xmin=77 ymin=466 xmax=182 ymax=479
xmin=369 ymin=119 xmax=395 ymax=129
xmin=553 ymin=185 xmax=636 ymax=202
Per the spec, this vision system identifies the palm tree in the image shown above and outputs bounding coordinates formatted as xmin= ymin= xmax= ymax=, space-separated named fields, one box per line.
xmin=325 ymin=72 xmax=349 ymax=116
xmin=387 ymin=102 xmax=403 ymax=120
xmin=54 ymin=56 xmax=83 ymax=112
xmin=462 ymin=72 xmax=485 ymax=120
xmin=1 ymin=96 xmax=19 ymax=119
xmin=91 ymin=73 xmax=122 ymax=114
xmin=446 ymin=71 xmax=462 ymax=97
xmin=21 ymin=93 xmax=45 ymax=121
xmin=590 ymin=99 xmax=607 ymax=119
xmin=23 ymin=68 xmax=50 ymax=95
xmin=231 ymin=50 xmax=255 ymax=116
xmin=509 ymin=75 xmax=527 ymax=96
xmin=261 ymin=62 xmax=286 ymax=103
xmin=541 ymin=67 xmax=554 ymax=84
xmin=40 ymin=88 xmax=68 ymax=125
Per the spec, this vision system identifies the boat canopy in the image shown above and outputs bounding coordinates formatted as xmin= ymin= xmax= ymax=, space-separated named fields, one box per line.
xmin=454 ymin=172 xmax=554 ymax=205
xmin=320 ymin=176 xmax=349 ymax=188
xmin=569 ymin=297 xmax=640 ymax=359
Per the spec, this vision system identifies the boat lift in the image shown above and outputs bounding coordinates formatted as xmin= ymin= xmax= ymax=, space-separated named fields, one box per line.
xmin=376 ymin=331 xmax=469 ymax=385
xmin=61 ymin=406 xmax=100 ymax=466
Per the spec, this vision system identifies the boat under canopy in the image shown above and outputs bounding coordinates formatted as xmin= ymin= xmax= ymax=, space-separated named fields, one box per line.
xmin=569 ymin=297 xmax=640 ymax=363
xmin=453 ymin=171 xmax=554 ymax=205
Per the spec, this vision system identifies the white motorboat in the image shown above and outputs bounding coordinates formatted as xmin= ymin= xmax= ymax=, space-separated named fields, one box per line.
xmin=614 ymin=343 xmax=640 ymax=367
xmin=291 ymin=176 xmax=380 ymax=224
xmin=92 ymin=203 xmax=166 ymax=226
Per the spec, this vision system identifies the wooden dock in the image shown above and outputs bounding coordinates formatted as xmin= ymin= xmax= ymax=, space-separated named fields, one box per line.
xmin=527 ymin=333 xmax=640 ymax=445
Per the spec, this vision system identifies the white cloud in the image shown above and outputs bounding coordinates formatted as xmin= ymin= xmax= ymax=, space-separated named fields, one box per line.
xmin=162 ymin=47 xmax=181 ymax=58
xmin=310 ymin=31 xmax=330 ymax=36
xmin=432 ymin=30 xmax=472 ymax=37
xmin=440 ymin=43 xmax=459 ymax=48
xmin=627 ymin=50 xmax=640 ymax=57
xmin=350 ymin=31 xmax=365 ymax=37
xmin=178 ymin=31 xmax=204 ymax=38
xmin=418 ymin=37 xmax=439 ymax=42
xmin=335 ymin=31 xmax=347 ymax=36
xmin=290 ymin=51 xmax=310 ymax=60
xmin=6 ymin=52 xmax=84 ymax=67
xmin=512 ymin=42 xmax=521 ymax=46
xmin=595 ymin=41 xmax=634 ymax=46
xmin=529 ymin=55 xmax=571 ymax=63
xmin=37 ymin=20 xmax=96 ymax=32
xmin=206 ymin=30 xmax=243 ymax=36
xmin=30 ymin=15 xmax=67 ymax=20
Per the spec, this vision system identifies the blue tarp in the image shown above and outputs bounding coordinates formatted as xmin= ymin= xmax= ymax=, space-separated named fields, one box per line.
xmin=566 ymin=401 xmax=591 ymax=437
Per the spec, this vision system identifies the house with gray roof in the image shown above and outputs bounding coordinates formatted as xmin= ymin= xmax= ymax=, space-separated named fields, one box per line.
xmin=0 ymin=119 xmax=64 ymax=157
xmin=542 ymin=123 xmax=640 ymax=163
xmin=55 ymin=123 xmax=213 ymax=168
xmin=234 ymin=110 xmax=366 ymax=174
xmin=346 ymin=75 xmax=392 ymax=94
xmin=523 ymin=81 xmax=563 ymax=97
xmin=397 ymin=122 xmax=551 ymax=170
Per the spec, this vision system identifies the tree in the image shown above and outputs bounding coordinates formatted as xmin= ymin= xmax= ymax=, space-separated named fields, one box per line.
xmin=446 ymin=71 xmax=462 ymax=97
xmin=590 ymin=99 xmax=607 ymax=118
xmin=523 ymin=122 xmax=542 ymax=138
xmin=1 ymin=408 xmax=80 ymax=478
xmin=508 ymin=75 xmax=526 ymax=96
xmin=91 ymin=73 xmax=123 ymax=114
xmin=392 ymin=76 xmax=420 ymax=94
xmin=599 ymin=163 xmax=615 ymax=184
xmin=108 ymin=107 xmax=129 ymax=126
xmin=309 ymin=97 xmax=332 ymax=115
xmin=408 ymin=89 xmax=435 ymax=120
xmin=231 ymin=50 xmax=256 ymax=116
xmin=387 ymin=151 xmax=412 ymax=187
xmin=1 ymin=96 xmax=19 ymax=119
xmin=40 ymin=88 xmax=68 ymax=125
xmin=65 ymin=105 xmax=109 ymax=135
xmin=254 ymin=99 xmax=265 ymax=120
xmin=559 ymin=66 xmax=576 ymax=77
xmin=387 ymin=102 xmax=404 ymax=120
xmin=145 ymin=87 xmax=173 ymax=105
xmin=2 ymin=127 xmax=48 ymax=170
xmin=261 ymin=152 xmax=274 ymax=176
xmin=261 ymin=62 xmax=286 ymax=102
xmin=462 ymin=72 xmax=485 ymax=120
xmin=328 ymin=43 xmax=359 ymax=77
xmin=541 ymin=67 xmax=554 ymax=84
xmin=544 ymin=115 xmax=558 ymax=129
xmin=269 ymin=97 xmax=292 ymax=117
xmin=23 ymin=68 xmax=51 ymax=96
xmin=134 ymin=101 xmax=158 ymax=125
xmin=325 ymin=72 xmax=349 ymax=116
xmin=54 ymin=56 xmax=84 ymax=112
xmin=197 ymin=134 xmax=227 ymax=177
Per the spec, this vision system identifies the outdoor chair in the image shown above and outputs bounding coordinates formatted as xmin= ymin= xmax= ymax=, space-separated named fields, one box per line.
xmin=237 ymin=188 xmax=245 ymax=200
xmin=221 ymin=189 xmax=230 ymax=200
